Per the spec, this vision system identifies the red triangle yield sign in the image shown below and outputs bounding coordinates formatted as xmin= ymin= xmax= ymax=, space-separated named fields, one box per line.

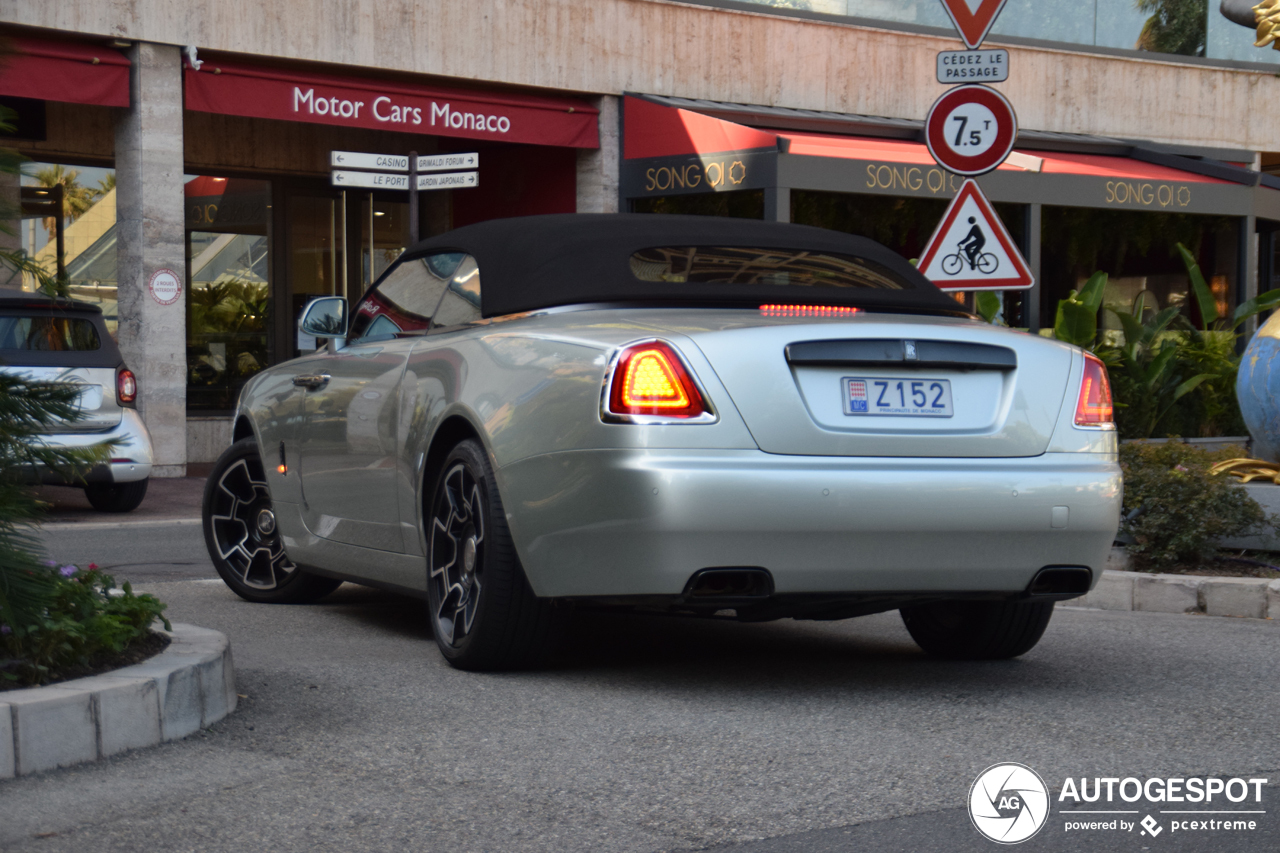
xmin=940 ymin=0 xmax=1010 ymax=50
xmin=917 ymin=179 xmax=1034 ymax=291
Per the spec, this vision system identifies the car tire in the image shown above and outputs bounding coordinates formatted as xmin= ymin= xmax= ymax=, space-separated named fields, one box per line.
xmin=202 ymin=438 xmax=342 ymax=604
xmin=426 ymin=438 xmax=558 ymax=671
xmin=899 ymin=599 xmax=1055 ymax=660
xmin=84 ymin=478 xmax=149 ymax=513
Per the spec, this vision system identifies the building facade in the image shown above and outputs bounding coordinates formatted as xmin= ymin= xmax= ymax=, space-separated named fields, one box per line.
xmin=2 ymin=0 xmax=1279 ymax=474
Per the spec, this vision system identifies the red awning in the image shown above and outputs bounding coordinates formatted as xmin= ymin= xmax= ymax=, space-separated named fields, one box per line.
xmin=186 ymin=59 xmax=599 ymax=149
xmin=780 ymin=132 xmax=1232 ymax=184
xmin=623 ymin=96 xmax=1232 ymax=185
xmin=0 ymin=37 xmax=130 ymax=108
xmin=624 ymin=96 xmax=779 ymax=159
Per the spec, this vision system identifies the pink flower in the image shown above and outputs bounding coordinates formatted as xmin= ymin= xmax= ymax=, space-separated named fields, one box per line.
xmin=87 ymin=563 xmax=99 ymax=571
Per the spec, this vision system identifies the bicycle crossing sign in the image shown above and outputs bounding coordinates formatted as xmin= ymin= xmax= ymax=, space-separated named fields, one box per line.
xmin=917 ymin=179 xmax=1033 ymax=291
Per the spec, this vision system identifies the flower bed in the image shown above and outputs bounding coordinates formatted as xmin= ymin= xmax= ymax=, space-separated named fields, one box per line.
xmin=0 ymin=562 xmax=170 ymax=689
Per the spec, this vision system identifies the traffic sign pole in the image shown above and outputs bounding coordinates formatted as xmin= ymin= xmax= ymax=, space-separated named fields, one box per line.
xmin=409 ymin=150 xmax=419 ymax=244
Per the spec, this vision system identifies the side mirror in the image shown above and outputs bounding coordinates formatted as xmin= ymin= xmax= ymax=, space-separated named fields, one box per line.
xmin=298 ymin=297 xmax=348 ymax=345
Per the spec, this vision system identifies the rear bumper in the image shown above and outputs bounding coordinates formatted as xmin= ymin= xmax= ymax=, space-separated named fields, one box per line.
xmin=25 ymin=409 xmax=154 ymax=486
xmin=499 ymin=448 xmax=1122 ymax=598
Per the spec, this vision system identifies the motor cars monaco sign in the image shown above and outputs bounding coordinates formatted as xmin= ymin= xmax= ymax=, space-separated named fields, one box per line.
xmin=939 ymin=0 xmax=1011 ymax=50
xmin=917 ymin=179 xmax=1034 ymax=291
xmin=925 ymin=84 xmax=1018 ymax=177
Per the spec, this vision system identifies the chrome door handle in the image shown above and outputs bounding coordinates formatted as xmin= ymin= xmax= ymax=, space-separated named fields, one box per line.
xmin=292 ymin=373 xmax=331 ymax=390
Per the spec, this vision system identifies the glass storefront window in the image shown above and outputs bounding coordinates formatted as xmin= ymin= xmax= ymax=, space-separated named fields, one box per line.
xmin=285 ymin=191 xmax=411 ymax=358
xmin=632 ymin=190 xmax=765 ymax=219
xmin=20 ymin=162 xmax=118 ymax=334
xmin=1040 ymin=207 xmax=1238 ymax=334
xmin=721 ymin=1 xmax=1275 ymax=64
xmin=186 ymin=176 xmax=272 ymax=412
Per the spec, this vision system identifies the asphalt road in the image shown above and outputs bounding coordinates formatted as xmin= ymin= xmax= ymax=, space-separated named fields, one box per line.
xmin=36 ymin=518 xmax=213 ymax=581
xmin=2 ymin=529 xmax=1278 ymax=853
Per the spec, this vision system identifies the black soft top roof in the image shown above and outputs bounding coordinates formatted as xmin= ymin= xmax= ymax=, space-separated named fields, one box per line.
xmin=0 ymin=289 xmax=121 ymax=368
xmin=0 ymin=288 xmax=103 ymax=313
xmin=403 ymin=214 xmax=966 ymax=318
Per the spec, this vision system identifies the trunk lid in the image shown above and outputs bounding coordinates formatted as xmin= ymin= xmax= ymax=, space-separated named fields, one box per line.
xmin=684 ymin=314 xmax=1073 ymax=458
xmin=0 ymin=366 xmax=124 ymax=433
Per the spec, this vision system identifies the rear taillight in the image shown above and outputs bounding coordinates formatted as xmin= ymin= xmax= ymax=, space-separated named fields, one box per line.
xmin=1074 ymin=352 xmax=1113 ymax=428
xmin=605 ymin=341 xmax=710 ymax=421
xmin=117 ymin=368 xmax=138 ymax=405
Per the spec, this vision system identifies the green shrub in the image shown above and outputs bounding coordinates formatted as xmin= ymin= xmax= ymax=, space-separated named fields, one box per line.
xmin=1120 ymin=442 xmax=1267 ymax=570
xmin=0 ymin=563 xmax=170 ymax=687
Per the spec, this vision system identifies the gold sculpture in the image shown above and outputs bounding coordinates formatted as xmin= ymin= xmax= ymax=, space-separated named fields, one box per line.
xmin=1255 ymin=0 xmax=1280 ymax=48
xmin=1209 ymin=457 xmax=1280 ymax=483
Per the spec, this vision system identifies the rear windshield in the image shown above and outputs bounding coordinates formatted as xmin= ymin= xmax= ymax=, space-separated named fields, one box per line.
xmin=630 ymin=247 xmax=911 ymax=291
xmin=0 ymin=314 xmax=101 ymax=351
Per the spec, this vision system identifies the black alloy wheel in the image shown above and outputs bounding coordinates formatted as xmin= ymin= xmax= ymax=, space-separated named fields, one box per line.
xmin=426 ymin=439 xmax=558 ymax=670
xmin=202 ymin=438 xmax=341 ymax=604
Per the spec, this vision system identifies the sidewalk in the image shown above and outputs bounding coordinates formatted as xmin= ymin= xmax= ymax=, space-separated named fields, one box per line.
xmin=33 ymin=477 xmax=205 ymax=525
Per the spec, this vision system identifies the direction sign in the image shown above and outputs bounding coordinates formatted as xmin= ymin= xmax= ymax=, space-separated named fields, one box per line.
xmin=937 ymin=48 xmax=1008 ymax=83
xmin=330 ymin=170 xmax=410 ymax=190
xmin=917 ymin=179 xmax=1033 ymax=291
xmin=330 ymin=151 xmax=410 ymax=172
xmin=925 ymin=84 xmax=1018 ymax=177
xmin=417 ymin=153 xmax=479 ymax=173
xmin=939 ymin=0 xmax=1011 ymax=51
xmin=417 ymin=171 xmax=479 ymax=191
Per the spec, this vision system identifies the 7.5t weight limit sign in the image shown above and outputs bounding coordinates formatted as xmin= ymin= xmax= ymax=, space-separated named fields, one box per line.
xmin=925 ymin=84 xmax=1018 ymax=177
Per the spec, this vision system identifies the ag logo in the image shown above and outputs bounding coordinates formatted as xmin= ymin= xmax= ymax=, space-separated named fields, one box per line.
xmin=968 ymin=763 xmax=1050 ymax=844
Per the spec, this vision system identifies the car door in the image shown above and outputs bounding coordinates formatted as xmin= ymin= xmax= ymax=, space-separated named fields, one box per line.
xmin=295 ymin=252 xmax=471 ymax=553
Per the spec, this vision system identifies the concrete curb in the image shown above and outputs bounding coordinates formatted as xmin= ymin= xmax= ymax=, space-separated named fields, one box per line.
xmin=1062 ymin=549 xmax=1280 ymax=620
xmin=0 ymin=623 xmax=236 ymax=779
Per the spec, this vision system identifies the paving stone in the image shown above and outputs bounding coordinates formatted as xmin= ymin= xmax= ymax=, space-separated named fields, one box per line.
xmin=1202 ymin=578 xmax=1270 ymax=619
xmin=5 ymin=687 xmax=97 ymax=776
xmin=1134 ymin=574 xmax=1203 ymax=614
xmin=1074 ymin=570 xmax=1135 ymax=611
xmin=0 ymin=703 xmax=13 ymax=780
xmin=1268 ymin=580 xmax=1280 ymax=620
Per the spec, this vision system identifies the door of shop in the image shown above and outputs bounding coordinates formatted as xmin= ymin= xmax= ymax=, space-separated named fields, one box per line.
xmin=286 ymin=182 xmax=418 ymax=550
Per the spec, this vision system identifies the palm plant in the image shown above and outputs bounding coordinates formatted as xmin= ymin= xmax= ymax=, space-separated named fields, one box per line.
xmin=1041 ymin=245 xmax=1280 ymax=438
xmin=1135 ymin=0 xmax=1208 ymax=56
xmin=0 ymin=104 xmax=109 ymax=636
xmin=29 ymin=164 xmax=96 ymax=244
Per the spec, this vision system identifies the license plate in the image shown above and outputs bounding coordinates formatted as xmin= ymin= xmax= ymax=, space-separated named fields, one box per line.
xmin=843 ymin=377 xmax=954 ymax=417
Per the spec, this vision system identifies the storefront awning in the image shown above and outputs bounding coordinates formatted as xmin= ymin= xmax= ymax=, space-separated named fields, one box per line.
xmin=0 ymin=37 xmax=130 ymax=108
xmin=185 ymin=59 xmax=600 ymax=149
xmin=621 ymin=95 xmax=1259 ymax=218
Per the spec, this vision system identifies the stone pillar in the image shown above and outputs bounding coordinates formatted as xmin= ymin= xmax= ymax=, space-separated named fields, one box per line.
xmin=114 ymin=42 xmax=187 ymax=478
xmin=576 ymin=96 xmax=620 ymax=214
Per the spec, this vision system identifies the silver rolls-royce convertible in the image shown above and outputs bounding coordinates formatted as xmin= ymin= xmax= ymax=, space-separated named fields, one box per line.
xmin=202 ymin=214 xmax=1121 ymax=670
